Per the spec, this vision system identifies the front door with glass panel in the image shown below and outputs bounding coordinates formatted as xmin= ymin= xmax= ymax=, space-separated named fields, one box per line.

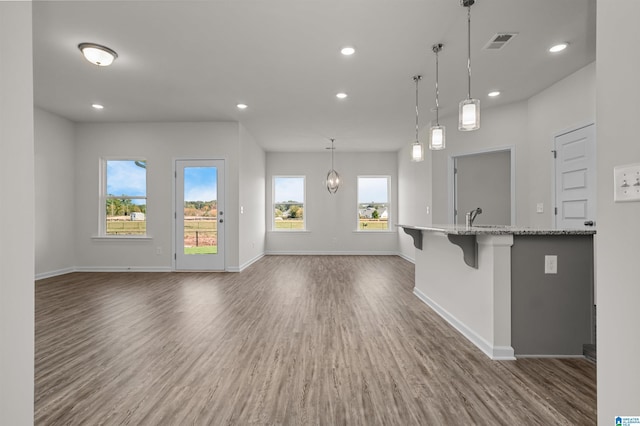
xmin=175 ymin=159 xmax=225 ymax=270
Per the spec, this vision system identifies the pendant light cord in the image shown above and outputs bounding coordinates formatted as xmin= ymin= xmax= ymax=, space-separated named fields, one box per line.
xmin=414 ymin=75 xmax=421 ymax=142
xmin=466 ymin=4 xmax=472 ymax=100
xmin=433 ymin=44 xmax=442 ymax=126
xmin=330 ymin=138 xmax=335 ymax=169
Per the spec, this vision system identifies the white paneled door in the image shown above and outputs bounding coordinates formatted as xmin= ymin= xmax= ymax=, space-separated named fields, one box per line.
xmin=175 ymin=159 xmax=225 ymax=271
xmin=554 ymin=124 xmax=596 ymax=229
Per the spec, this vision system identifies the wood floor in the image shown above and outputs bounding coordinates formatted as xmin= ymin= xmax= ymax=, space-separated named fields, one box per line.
xmin=35 ymin=256 xmax=596 ymax=425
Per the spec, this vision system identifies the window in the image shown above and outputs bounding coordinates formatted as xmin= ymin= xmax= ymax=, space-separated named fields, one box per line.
xmin=273 ymin=176 xmax=305 ymax=230
xmin=357 ymin=176 xmax=390 ymax=231
xmin=101 ymin=159 xmax=147 ymax=236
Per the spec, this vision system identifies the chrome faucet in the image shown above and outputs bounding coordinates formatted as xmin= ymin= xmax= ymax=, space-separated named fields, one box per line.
xmin=465 ymin=207 xmax=482 ymax=227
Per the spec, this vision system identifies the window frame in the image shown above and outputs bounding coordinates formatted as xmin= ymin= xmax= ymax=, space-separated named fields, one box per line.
xmin=272 ymin=175 xmax=306 ymax=232
xmin=356 ymin=175 xmax=392 ymax=232
xmin=99 ymin=158 xmax=148 ymax=237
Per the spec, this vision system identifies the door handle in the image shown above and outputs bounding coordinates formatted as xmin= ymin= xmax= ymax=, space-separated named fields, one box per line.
xmin=219 ymin=219 xmax=223 ymax=223
xmin=584 ymin=220 xmax=595 ymax=226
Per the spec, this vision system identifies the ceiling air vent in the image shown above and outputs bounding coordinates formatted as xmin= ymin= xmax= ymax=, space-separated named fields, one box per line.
xmin=483 ymin=33 xmax=518 ymax=50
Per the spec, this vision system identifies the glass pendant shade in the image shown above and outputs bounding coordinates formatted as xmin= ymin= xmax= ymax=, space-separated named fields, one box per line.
xmin=429 ymin=125 xmax=446 ymax=150
xmin=326 ymin=169 xmax=340 ymax=193
xmin=411 ymin=141 xmax=425 ymax=162
xmin=459 ymin=98 xmax=480 ymax=131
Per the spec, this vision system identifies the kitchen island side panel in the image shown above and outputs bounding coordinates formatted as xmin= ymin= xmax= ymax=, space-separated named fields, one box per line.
xmin=511 ymin=235 xmax=594 ymax=356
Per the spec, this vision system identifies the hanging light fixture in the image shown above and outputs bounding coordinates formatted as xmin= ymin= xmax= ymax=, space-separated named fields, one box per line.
xmin=326 ymin=138 xmax=340 ymax=193
xmin=410 ymin=75 xmax=424 ymax=162
xmin=430 ymin=43 xmax=446 ymax=150
xmin=459 ymin=0 xmax=480 ymax=131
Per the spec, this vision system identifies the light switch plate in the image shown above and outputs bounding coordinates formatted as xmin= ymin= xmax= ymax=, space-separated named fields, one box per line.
xmin=545 ymin=255 xmax=558 ymax=274
xmin=614 ymin=163 xmax=640 ymax=202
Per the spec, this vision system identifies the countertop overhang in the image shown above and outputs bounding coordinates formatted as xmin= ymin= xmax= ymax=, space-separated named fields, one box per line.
xmin=398 ymin=224 xmax=595 ymax=269
xmin=397 ymin=224 xmax=596 ymax=236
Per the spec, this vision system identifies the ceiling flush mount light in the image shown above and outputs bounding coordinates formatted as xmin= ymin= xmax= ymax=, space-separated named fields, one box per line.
xmin=410 ymin=75 xmax=425 ymax=162
xmin=326 ymin=138 xmax=341 ymax=194
xmin=336 ymin=92 xmax=348 ymax=99
xmin=549 ymin=43 xmax=568 ymax=53
xmin=429 ymin=44 xmax=445 ymax=151
xmin=459 ymin=0 xmax=480 ymax=131
xmin=92 ymin=103 xmax=104 ymax=110
xmin=237 ymin=103 xmax=248 ymax=109
xmin=488 ymin=91 xmax=500 ymax=97
xmin=78 ymin=43 xmax=118 ymax=66
xmin=341 ymin=47 xmax=355 ymax=56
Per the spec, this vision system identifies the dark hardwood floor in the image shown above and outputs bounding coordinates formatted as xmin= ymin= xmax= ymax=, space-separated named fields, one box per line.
xmin=35 ymin=256 xmax=596 ymax=425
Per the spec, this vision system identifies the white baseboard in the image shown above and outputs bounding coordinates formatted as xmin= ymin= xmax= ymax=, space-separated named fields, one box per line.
xmin=35 ymin=267 xmax=76 ymax=281
xmin=75 ymin=266 xmax=173 ymax=273
xmin=264 ymin=250 xmax=399 ymax=256
xmin=515 ymin=354 xmax=586 ymax=359
xmin=413 ymin=287 xmax=515 ymax=361
xmin=397 ymin=252 xmax=415 ymax=264
xmin=227 ymin=253 xmax=265 ymax=272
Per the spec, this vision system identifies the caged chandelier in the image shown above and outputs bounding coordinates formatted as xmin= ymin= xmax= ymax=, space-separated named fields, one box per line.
xmin=326 ymin=138 xmax=341 ymax=194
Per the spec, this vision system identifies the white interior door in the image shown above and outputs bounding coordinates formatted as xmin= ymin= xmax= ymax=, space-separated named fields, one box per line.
xmin=175 ymin=159 xmax=225 ymax=271
xmin=554 ymin=124 xmax=596 ymax=229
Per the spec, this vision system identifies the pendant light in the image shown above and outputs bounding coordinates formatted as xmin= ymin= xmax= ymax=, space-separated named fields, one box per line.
xmin=326 ymin=138 xmax=340 ymax=194
xmin=410 ymin=75 xmax=424 ymax=162
xmin=458 ymin=0 xmax=480 ymax=131
xmin=430 ymin=43 xmax=446 ymax=150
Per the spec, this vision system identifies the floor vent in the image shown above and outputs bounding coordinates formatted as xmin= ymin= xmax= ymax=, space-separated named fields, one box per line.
xmin=484 ymin=33 xmax=518 ymax=50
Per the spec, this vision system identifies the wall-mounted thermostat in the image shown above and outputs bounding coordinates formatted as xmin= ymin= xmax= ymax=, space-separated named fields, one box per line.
xmin=614 ymin=163 xmax=640 ymax=202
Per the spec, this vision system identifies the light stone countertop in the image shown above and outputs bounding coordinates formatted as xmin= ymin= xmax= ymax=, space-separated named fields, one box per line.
xmin=397 ymin=224 xmax=596 ymax=236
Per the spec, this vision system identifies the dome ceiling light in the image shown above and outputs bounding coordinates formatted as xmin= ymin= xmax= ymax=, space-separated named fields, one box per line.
xmin=78 ymin=42 xmax=118 ymax=66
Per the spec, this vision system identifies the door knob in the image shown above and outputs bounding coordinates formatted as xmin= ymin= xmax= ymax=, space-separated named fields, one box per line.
xmin=584 ymin=220 xmax=595 ymax=226
xmin=219 ymin=219 xmax=223 ymax=223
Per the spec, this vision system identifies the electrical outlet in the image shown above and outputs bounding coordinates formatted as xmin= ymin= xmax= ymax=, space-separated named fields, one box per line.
xmin=156 ymin=246 xmax=162 ymax=255
xmin=544 ymin=255 xmax=557 ymax=274
xmin=536 ymin=203 xmax=544 ymax=213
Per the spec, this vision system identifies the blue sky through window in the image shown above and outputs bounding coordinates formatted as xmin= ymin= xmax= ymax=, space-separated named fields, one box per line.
xmin=358 ymin=177 xmax=388 ymax=204
xmin=274 ymin=177 xmax=304 ymax=203
xmin=107 ymin=160 xmax=146 ymax=196
xmin=184 ymin=167 xmax=217 ymax=202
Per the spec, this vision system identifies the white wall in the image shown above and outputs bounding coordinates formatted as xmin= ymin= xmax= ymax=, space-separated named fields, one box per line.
xmin=428 ymin=63 xmax=595 ymax=228
xmin=74 ymin=121 xmax=242 ymax=271
xmin=35 ymin=108 xmax=76 ymax=278
xmin=596 ymin=1 xmax=640 ymax=422
xmin=397 ymin=142 xmax=432 ymax=262
xmin=238 ymin=124 xmax=266 ymax=270
xmin=527 ymin=62 xmax=596 ymax=228
xmin=266 ymin=151 xmax=398 ymax=254
xmin=0 ymin=2 xmax=35 ymax=424
xmin=432 ymin=102 xmax=529 ymax=225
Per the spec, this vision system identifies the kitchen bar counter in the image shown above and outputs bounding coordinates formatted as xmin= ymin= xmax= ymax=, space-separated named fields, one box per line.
xmin=399 ymin=224 xmax=595 ymax=360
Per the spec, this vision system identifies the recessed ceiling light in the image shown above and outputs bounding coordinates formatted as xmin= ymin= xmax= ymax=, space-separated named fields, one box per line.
xmin=336 ymin=93 xmax=348 ymax=99
xmin=78 ymin=43 xmax=118 ymax=66
xmin=341 ymin=46 xmax=355 ymax=56
xmin=237 ymin=103 xmax=248 ymax=110
xmin=92 ymin=104 xmax=104 ymax=110
xmin=488 ymin=91 xmax=501 ymax=97
xmin=549 ymin=43 xmax=568 ymax=53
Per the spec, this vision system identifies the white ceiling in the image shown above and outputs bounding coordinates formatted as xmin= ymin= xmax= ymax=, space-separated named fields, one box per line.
xmin=33 ymin=0 xmax=596 ymax=152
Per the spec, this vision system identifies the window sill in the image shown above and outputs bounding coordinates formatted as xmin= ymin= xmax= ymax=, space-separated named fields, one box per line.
xmin=91 ymin=235 xmax=153 ymax=241
xmin=268 ymin=230 xmax=311 ymax=234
